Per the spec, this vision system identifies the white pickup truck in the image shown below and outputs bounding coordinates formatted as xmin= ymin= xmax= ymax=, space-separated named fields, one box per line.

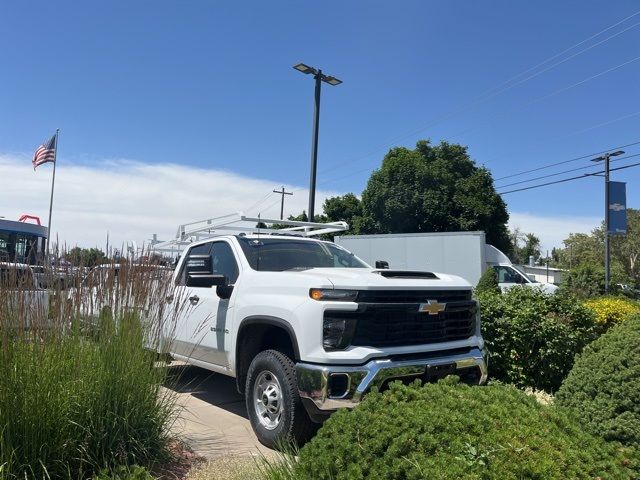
xmin=154 ymin=216 xmax=487 ymax=448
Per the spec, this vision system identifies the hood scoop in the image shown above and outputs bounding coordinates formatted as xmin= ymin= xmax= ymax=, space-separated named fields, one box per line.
xmin=374 ymin=270 xmax=439 ymax=280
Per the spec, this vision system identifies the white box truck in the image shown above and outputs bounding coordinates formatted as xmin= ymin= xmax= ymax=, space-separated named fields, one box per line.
xmin=334 ymin=231 xmax=558 ymax=294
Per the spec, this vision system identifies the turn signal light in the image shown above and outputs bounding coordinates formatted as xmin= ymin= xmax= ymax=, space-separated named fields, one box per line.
xmin=309 ymin=289 xmax=358 ymax=302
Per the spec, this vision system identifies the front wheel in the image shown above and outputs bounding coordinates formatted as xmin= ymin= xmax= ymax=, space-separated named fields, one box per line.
xmin=245 ymin=349 xmax=316 ymax=449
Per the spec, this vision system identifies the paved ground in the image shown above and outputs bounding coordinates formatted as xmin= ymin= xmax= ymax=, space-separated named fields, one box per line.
xmin=165 ymin=364 xmax=275 ymax=459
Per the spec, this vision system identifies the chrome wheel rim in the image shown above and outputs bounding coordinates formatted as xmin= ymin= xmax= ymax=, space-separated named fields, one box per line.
xmin=253 ymin=370 xmax=283 ymax=430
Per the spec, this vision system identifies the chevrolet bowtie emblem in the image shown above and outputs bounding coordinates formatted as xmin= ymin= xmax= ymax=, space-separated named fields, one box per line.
xmin=419 ymin=300 xmax=446 ymax=315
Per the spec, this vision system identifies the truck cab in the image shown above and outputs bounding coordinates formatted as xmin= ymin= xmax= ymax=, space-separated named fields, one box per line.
xmin=486 ymin=245 xmax=559 ymax=294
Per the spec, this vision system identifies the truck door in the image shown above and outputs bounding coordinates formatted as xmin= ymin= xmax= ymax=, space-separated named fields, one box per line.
xmin=173 ymin=240 xmax=239 ymax=369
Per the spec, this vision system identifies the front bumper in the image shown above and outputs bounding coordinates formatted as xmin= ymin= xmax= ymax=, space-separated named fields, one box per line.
xmin=296 ymin=347 xmax=487 ymax=412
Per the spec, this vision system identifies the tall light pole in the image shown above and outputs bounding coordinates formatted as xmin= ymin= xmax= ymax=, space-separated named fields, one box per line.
xmin=293 ymin=63 xmax=342 ymax=221
xmin=591 ymin=149 xmax=625 ymax=293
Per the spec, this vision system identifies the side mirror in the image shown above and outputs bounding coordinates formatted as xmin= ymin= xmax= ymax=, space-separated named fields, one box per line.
xmin=216 ymin=284 xmax=234 ymax=300
xmin=375 ymin=260 xmax=390 ymax=269
xmin=186 ymin=274 xmax=226 ymax=288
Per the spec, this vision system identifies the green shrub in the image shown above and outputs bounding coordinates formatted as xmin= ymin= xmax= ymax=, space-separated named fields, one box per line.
xmin=0 ymin=261 xmax=182 ymax=479
xmin=583 ymin=296 xmax=640 ymax=330
xmin=556 ymin=315 xmax=640 ymax=448
xmin=289 ymin=380 xmax=637 ymax=480
xmin=478 ymin=287 xmax=597 ymax=392
xmin=562 ymin=263 xmax=631 ymax=299
xmin=475 ymin=268 xmax=500 ymax=294
xmin=93 ymin=465 xmax=154 ymax=480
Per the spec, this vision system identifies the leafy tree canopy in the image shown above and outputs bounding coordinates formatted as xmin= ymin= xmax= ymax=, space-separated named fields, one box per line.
xmin=509 ymin=228 xmax=542 ymax=264
xmin=360 ymin=141 xmax=511 ymax=250
xmin=297 ymin=140 xmax=511 ymax=252
xmin=555 ymin=208 xmax=640 ymax=286
xmin=65 ymin=247 xmax=107 ymax=267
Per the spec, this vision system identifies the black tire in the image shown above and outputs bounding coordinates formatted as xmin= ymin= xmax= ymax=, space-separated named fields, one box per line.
xmin=245 ymin=349 xmax=317 ymax=449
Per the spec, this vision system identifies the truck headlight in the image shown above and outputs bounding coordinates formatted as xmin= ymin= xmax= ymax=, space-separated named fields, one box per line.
xmin=323 ymin=316 xmax=357 ymax=351
xmin=310 ymin=289 xmax=358 ymax=301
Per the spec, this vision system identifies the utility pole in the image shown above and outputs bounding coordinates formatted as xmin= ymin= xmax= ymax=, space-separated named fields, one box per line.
xmin=591 ymin=149 xmax=625 ymax=293
xmin=273 ymin=186 xmax=293 ymax=220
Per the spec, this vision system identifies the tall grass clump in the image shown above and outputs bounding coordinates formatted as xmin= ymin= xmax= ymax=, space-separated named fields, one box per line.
xmin=0 ymin=258 xmax=187 ymax=479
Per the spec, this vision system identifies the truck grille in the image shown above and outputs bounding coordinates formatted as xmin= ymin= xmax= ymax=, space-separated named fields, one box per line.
xmin=328 ymin=290 xmax=477 ymax=348
xmin=357 ymin=289 xmax=472 ymax=303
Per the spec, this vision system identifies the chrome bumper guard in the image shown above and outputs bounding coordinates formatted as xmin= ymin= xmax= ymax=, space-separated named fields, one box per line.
xmin=296 ymin=347 xmax=488 ymax=411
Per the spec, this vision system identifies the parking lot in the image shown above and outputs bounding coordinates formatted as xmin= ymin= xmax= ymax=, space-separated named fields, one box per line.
xmin=166 ymin=364 xmax=274 ymax=459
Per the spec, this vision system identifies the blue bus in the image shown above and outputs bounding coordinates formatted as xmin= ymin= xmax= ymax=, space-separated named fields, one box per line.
xmin=0 ymin=218 xmax=48 ymax=265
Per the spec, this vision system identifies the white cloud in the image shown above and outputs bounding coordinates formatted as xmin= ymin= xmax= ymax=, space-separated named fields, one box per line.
xmin=0 ymin=154 xmax=341 ymax=250
xmin=1 ymin=153 xmax=601 ymax=255
xmin=508 ymin=211 xmax=600 ymax=253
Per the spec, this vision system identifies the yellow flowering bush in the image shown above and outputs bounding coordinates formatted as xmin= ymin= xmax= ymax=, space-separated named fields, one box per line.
xmin=583 ymin=297 xmax=640 ymax=328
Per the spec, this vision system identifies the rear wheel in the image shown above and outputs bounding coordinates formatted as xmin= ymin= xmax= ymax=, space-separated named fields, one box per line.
xmin=245 ymin=349 xmax=316 ymax=448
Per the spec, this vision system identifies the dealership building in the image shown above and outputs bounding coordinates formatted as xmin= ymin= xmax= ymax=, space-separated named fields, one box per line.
xmin=0 ymin=218 xmax=48 ymax=265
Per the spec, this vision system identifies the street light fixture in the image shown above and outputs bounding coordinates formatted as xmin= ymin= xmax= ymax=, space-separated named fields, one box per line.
xmin=591 ymin=149 xmax=625 ymax=293
xmin=293 ymin=62 xmax=342 ymax=221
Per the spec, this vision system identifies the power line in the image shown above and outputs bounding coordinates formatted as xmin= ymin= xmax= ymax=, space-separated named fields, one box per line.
xmin=318 ymin=52 xmax=640 ymax=189
xmin=315 ymin=10 xmax=640 ymax=177
xmin=494 ymin=140 xmax=640 ymax=181
xmin=499 ymin=173 xmax=590 ymax=195
xmin=317 ymin=139 xmax=640 ymax=190
xmin=257 ymin=197 xmax=282 ymax=216
xmin=244 ymin=190 xmax=276 ymax=214
xmin=564 ymin=109 xmax=640 ymax=137
xmin=451 ymin=54 xmax=640 ymax=140
xmin=496 ymin=152 xmax=640 ymax=188
xmin=499 ymin=160 xmax=640 ymax=195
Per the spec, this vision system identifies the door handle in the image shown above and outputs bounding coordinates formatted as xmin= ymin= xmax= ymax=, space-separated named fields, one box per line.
xmin=189 ymin=295 xmax=200 ymax=304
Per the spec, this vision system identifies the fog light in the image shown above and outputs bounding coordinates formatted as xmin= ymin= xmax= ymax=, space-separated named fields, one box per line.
xmin=323 ymin=317 xmax=356 ymax=351
xmin=328 ymin=373 xmax=350 ymax=398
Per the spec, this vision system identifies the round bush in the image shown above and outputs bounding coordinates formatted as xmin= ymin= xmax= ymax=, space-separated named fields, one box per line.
xmin=583 ymin=296 xmax=640 ymax=330
xmin=477 ymin=287 xmax=597 ymax=392
xmin=293 ymin=380 xmax=637 ymax=479
xmin=475 ymin=267 xmax=500 ymax=295
xmin=556 ymin=315 xmax=640 ymax=448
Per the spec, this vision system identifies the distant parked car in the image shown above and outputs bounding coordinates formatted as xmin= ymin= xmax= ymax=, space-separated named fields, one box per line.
xmin=614 ymin=283 xmax=640 ymax=299
xmin=0 ymin=262 xmax=49 ymax=326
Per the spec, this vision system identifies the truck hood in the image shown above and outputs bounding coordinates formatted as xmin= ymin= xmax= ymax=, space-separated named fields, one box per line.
xmin=292 ymin=268 xmax=471 ymax=290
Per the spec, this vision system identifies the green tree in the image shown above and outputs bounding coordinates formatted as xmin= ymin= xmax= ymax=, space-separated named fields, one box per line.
xmin=357 ymin=140 xmax=511 ymax=252
xmin=509 ymin=228 xmax=542 ymax=264
xmin=557 ymin=232 xmax=602 ymax=269
xmin=611 ymin=208 xmax=640 ymax=284
xmin=555 ymin=209 xmax=640 ymax=286
xmin=323 ymin=193 xmax=363 ymax=234
xmin=64 ymin=247 xmax=107 ymax=267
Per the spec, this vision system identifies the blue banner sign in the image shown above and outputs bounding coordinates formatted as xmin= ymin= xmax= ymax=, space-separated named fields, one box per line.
xmin=608 ymin=181 xmax=627 ymax=235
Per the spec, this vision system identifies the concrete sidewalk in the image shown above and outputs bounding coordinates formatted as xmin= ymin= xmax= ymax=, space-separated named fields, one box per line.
xmin=166 ymin=364 xmax=275 ymax=459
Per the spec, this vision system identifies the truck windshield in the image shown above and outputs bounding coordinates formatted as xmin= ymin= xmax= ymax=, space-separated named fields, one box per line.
xmin=237 ymin=237 xmax=369 ymax=271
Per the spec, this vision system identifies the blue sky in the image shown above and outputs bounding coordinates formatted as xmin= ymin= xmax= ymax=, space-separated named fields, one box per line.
xmin=1 ymin=1 xmax=639 ymax=249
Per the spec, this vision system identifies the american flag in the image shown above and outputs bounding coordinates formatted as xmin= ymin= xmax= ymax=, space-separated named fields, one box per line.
xmin=32 ymin=133 xmax=57 ymax=170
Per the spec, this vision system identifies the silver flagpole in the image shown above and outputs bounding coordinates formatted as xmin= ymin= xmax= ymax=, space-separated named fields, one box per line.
xmin=45 ymin=128 xmax=60 ymax=265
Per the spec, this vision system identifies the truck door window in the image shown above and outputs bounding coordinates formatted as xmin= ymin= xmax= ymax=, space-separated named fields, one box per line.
xmin=210 ymin=242 xmax=239 ymax=284
xmin=493 ymin=266 xmax=525 ymax=284
xmin=176 ymin=242 xmax=213 ymax=286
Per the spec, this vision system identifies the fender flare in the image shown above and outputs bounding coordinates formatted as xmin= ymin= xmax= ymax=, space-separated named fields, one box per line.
xmin=235 ymin=315 xmax=301 ymax=394
xmin=236 ymin=315 xmax=301 ymax=361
